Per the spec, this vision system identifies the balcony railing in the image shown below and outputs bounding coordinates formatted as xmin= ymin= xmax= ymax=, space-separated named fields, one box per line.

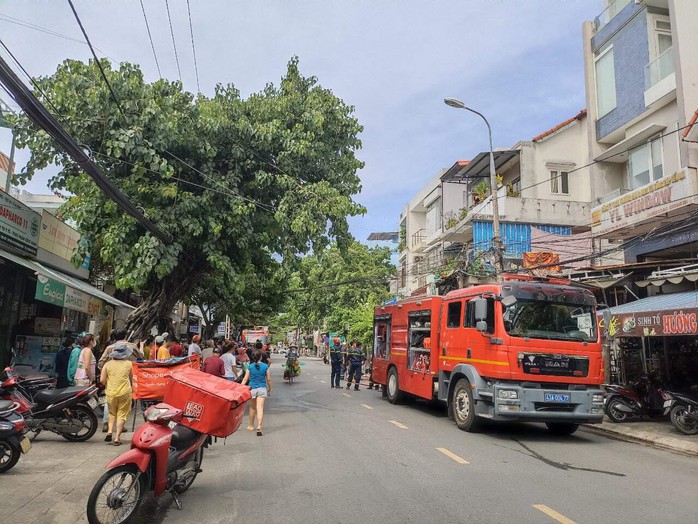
xmin=594 ymin=0 xmax=631 ymax=30
xmin=645 ymin=46 xmax=674 ymax=89
xmin=598 ymin=187 xmax=630 ymax=205
xmin=411 ymin=229 xmax=426 ymax=249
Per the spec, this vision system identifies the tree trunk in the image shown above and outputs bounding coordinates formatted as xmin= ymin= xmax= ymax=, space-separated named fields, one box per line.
xmin=125 ymin=264 xmax=204 ymax=341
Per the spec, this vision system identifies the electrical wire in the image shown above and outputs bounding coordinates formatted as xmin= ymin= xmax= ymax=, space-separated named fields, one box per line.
xmin=186 ymin=0 xmax=200 ymax=92
xmin=138 ymin=0 xmax=162 ymax=78
xmin=164 ymin=0 xmax=182 ymax=83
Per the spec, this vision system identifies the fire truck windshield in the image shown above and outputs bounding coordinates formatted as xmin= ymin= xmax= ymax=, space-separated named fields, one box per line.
xmin=503 ymin=299 xmax=597 ymax=342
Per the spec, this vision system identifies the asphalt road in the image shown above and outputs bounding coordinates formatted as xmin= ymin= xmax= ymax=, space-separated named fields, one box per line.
xmin=1 ymin=358 xmax=696 ymax=524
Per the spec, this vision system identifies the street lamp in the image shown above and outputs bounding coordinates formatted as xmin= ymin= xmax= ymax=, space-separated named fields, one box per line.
xmin=444 ymin=97 xmax=502 ymax=274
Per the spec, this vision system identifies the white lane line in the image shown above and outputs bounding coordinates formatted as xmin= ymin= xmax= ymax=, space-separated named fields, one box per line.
xmin=533 ymin=505 xmax=577 ymax=524
xmin=343 ymin=393 xmax=351 ymax=398
xmin=435 ymin=447 xmax=469 ymax=464
xmin=320 ymin=380 xmax=326 ymax=384
xmin=389 ymin=420 xmax=408 ymax=429
xmin=313 ymin=376 xmax=317 ymax=379
xmin=361 ymin=404 xmax=373 ymax=410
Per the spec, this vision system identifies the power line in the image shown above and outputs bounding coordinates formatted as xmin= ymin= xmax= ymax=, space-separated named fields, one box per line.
xmin=164 ymin=0 xmax=182 ymax=82
xmin=186 ymin=0 xmax=200 ymax=92
xmin=138 ymin=0 xmax=162 ymax=78
xmin=66 ymin=0 xmax=126 ymax=119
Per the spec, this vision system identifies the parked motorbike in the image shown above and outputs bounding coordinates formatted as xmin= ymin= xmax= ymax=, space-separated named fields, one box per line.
xmin=603 ymin=375 xmax=672 ymax=423
xmin=1 ymin=366 xmax=56 ymax=399
xmin=666 ymin=391 xmax=698 ymax=435
xmin=0 ymin=397 xmax=31 ymax=473
xmin=86 ymin=402 xmax=209 ymax=524
xmin=0 ymin=369 xmax=98 ymax=442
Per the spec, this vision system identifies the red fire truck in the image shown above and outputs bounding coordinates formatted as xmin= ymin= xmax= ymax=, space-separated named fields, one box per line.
xmin=371 ymin=275 xmax=605 ymax=435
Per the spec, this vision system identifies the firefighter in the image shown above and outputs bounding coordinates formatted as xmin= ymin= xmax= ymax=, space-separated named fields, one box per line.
xmin=345 ymin=340 xmax=366 ymax=391
xmin=329 ymin=338 xmax=343 ymax=388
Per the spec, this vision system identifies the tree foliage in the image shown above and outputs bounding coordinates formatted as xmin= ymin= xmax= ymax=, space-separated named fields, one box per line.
xmin=11 ymin=58 xmax=365 ymax=337
xmin=282 ymin=241 xmax=394 ymax=348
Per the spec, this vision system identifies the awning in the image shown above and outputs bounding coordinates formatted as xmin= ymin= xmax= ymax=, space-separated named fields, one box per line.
xmin=579 ymin=272 xmax=633 ymax=289
xmin=636 ymin=272 xmax=698 ymax=288
xmin=0 ymin=247 xmax=134 ymax=310
xmin=606 ymin=291 xmax=698 ymax=337
xmin=595 ymin=123 xmax=666 ymax=163
xmin=441 ymin=150 xmax=519 ymax=183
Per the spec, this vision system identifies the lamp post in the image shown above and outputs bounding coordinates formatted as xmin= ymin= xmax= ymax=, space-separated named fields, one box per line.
xmin=444 ymin=98 xmax=502 ymax=274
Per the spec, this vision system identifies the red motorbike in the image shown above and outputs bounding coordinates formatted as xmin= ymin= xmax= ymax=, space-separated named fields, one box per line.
xmin=603 ymin=374 xmax=672 ymax=423
xmin=86 ymin=403 xmax=209 ymax=524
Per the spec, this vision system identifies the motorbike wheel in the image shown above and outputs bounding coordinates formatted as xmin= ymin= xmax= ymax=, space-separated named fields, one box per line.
xmin=61 ymin=404 xmax=98 ymax=442
xmin=670 ymin=405 xmax=698 ymax=435
xmin=174 ymin=447 xmax=204 ymax=494
xmin=606 ymin=398 xmax=631 ymax=423
xmin=0 ymin=439 xmax=20 ymax=473
xmin=86 ymin=465 xmax=146 ymax=524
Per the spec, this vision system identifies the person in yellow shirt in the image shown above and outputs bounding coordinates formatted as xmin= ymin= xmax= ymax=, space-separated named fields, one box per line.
xmin=156 ymin=335 xmax=171 ymax=360
xmin=100 ymin=342 xmax=133 ymax=445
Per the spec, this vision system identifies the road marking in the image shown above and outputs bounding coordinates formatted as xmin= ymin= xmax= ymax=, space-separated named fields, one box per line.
xmin=343 ymin=393 xmax=351 ymax=398
xmin=313 ymin=376 xmax=317 ymax=379
xmin=361 ymin=404 xmax=373 ymax=410
xmin=320 ymin=380 xmax=326 ymax=384
xmin=389 ymin=420 xmax=408 ymax=429
xmin=533 ymin=505 xmax=576 ymax=524
xmin=435 ymin=447 xmax=469 ymax=464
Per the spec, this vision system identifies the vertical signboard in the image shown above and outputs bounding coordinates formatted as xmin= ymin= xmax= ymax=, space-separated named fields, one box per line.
xmin=0 ymin=191 xmax=40 ymax=255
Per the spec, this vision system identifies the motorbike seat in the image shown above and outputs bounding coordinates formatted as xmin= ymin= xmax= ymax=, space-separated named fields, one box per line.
xmin=0 ymin=399 xmax=18 ymax=414
xmin=171 ymin=424 xmax=201 ymax=449
xmin=33 ymin=386 xmax=87 ymax=405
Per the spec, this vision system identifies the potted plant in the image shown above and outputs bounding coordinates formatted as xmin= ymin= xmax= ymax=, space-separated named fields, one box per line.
xmin=472 ymin=181 xmax=490 ymax=204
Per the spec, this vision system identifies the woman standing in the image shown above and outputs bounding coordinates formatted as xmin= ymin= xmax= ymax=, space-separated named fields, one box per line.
xmin=241 ymin=348 xmax=272 ymax=436
xmin=73 ymin=334 xmax=96 ymax=386
xmin=100 ymin=342 xmax=133 ymax=445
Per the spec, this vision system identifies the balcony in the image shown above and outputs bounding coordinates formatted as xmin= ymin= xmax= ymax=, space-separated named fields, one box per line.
xmin=594 ymin=0 xmax=631 ymax=31
xmin=411 ymin=229 xmax=426 ymax=251
xmin=644 ymin=47 xmax=676 ymax=107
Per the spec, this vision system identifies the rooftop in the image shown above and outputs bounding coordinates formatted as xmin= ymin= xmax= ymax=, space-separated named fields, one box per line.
xmin=533 ymin=109 xmax=587 ymax=142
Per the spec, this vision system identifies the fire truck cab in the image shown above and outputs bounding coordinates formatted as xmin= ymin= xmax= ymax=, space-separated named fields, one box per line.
xmin=371 ymin=276 xmax=605 ymax=435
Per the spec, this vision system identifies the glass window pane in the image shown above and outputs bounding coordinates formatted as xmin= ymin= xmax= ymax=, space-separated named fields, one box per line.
xmin=651 ymin=139 xmax=663 ymax=182
xmin=629 ymin=144 xmax=650 ymax=189
xmin=561 ymin=172 xmax=569 ymax=194
xmin=595 ymin=49 xmax=616 ymax=117
xmin=447 ymin=302 xmax=462 ymax=328
xmin=658 ymin=34 xmax=672 ymax=54
xmin=550 ymin=170 xmax=559 ymax=193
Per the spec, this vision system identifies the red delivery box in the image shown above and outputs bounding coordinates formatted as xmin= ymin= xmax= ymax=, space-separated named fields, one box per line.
xmin=164 ymin=368 xmax=251 ymax=438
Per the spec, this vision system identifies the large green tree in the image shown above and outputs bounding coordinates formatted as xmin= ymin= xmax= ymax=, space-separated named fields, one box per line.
xmin=12 ymin=58 xmax=364 ymax=337
xmin=283 ymin=241 xmax=394 ymax=348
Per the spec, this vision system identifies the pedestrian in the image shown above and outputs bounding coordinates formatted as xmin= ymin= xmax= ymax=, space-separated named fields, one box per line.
xmin=156 ymin=335 xmax=171 ymax=360
xmin=140 ymin=335 xmax=155 ymax=360
xmin=220 ymin=341 xmax=239 ymax=381
xmin=67 ymin=336 xmax=83 ymax=386
xmin=202 ymin=347 xmax=225 ymax=377
xmin=73 ymin=334 xmax=97 ymax=386
xmin=345 ymin=340 xmax=366 ymax=391
xmin=241 ymin=348 xmax=271 ymax=436
xmin=54 ymin=336 xmax=75 ymax=389
xmin=340 ymin=341 xmax=349 ymax=381
xmin=169 ymin=337 xmax=184 ymax=357
xmin=330 ymin=338 xmax=343 ymax=388
xmin=188 ymin=334 xmax=202 ymax=357
xmin=98 ymin=328 xmax=142 ymax=432
xmin=99 ymin=342 xmax=133 ymax=446
xmin=236 ymin=347 xmax=250 ymax=381
xmin=256 ymin=341 xmax=270 ymax=365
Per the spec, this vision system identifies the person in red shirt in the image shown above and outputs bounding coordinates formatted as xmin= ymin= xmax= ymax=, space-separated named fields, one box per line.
xmin=202 ymin=347 xmax=225 ymax=377
xmin=169 ymin=337 xmax=184 ymax=358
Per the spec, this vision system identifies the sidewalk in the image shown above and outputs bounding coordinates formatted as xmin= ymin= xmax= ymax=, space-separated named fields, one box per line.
xmin=583 ymin=417 xmax=698 ymax=456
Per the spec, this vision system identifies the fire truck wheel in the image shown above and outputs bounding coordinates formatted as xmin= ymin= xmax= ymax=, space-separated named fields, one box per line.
xmin=545 ymin=423 xmax=579 ymax=436
xmin=386 ymin=368 xmax=404 ymax=405
xmin=452 ymin=378 xmax=481 ymax=432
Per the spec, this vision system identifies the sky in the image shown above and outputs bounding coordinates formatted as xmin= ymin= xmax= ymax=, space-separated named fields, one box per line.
xmin=0 ymin=0 xmax=601 ymax=245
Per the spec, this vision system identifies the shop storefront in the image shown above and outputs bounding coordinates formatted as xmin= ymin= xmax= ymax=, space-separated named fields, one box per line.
xmin=606 ymin=291 xmax=698 ymax=393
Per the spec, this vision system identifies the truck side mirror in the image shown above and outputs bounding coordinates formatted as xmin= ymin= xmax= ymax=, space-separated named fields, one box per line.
xmin=501 ymin=295 xmax=517 ymax=307
xmin=475 ymin=320 xmax=488 ymax=332
xmin=473 ymin=298 xmax=488 ymax=321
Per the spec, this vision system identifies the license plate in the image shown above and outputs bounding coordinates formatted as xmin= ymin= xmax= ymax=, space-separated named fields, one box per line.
xmin=663 ymin=400 xmax=673 ymax=407
xmin=545 ymin=393 xmax=570 ymax=403
xmin=87 ymin=397 xmax=98 ymax=409
xmin=20 ymin=436 xmax=31 ymax=454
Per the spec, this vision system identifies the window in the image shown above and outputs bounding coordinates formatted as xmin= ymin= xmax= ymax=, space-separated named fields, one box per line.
xmin=628 ymin=138 xmax=663 ymax=189
xmin=446 ymin=301 xmax=462 ymax=328
xmin=426 ymin=202 xmax=441 ymax=235
xmin=374 ymin=319 xmax=391 ymax=359
xmin=550 ymin=170 xmax=569 ymax=194
xmin=595 ymin=46 xmax=616 ymax=118
xmin=464 ymin=298 xmax=495 ymax=333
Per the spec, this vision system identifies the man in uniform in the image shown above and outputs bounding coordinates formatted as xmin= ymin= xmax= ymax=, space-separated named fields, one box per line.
xmin=345 ymin=340 xmax=366 ymax=391
xmin=330 ymin=338 xmax=343 ymax=388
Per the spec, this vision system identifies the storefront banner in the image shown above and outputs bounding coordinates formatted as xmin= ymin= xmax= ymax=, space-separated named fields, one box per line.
xmin=592 ymin=168 xmax=698 ymax=237
xmin=64 ymin=286 xmax=89 ymax=313
xmin=13 ymin=335 xmax=61 ymax=373
xmin=38 ymin=211 xmax=80 ymax=262
xmin=35 ymin=317 xmax=61 ymax=335
xmin=0 ymin=190 xmax=41 ymax=256
xmin=132 ymin=355 xmax=201 ymax=400
xmin=88 ymin=296 xmax=104 ymax=316
xmin=34 ymin=275 xmax=66 ymax=306
xmin=607 ymin=308 xmax=698 ymax=337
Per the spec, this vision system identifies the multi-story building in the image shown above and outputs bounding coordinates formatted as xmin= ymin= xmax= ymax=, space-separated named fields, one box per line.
xmin=585 ymin=0 xmax=698 ymax=268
